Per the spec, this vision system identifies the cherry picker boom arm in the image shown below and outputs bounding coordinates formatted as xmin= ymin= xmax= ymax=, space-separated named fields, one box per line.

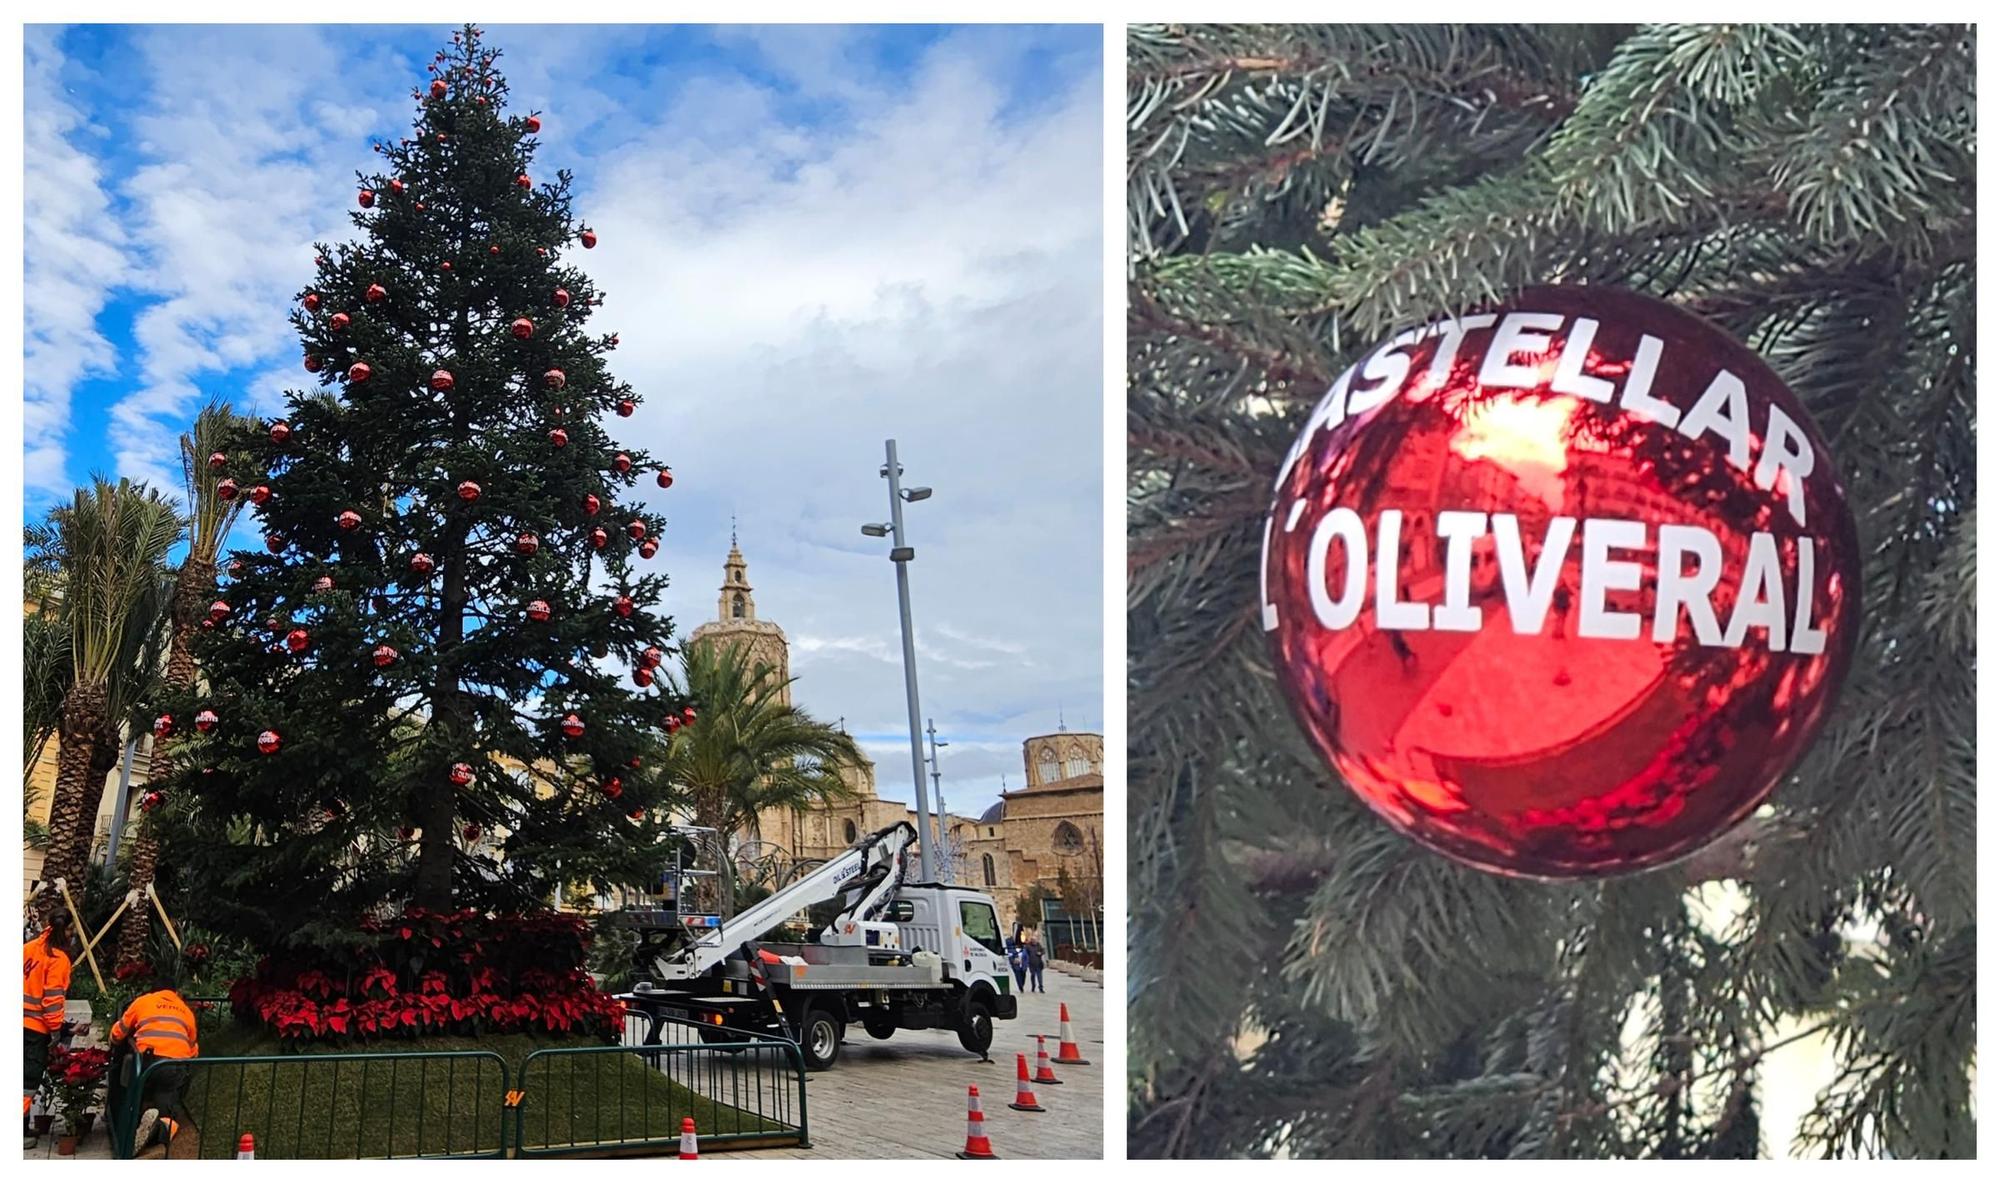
xmin=650 ymin=820 xmax=918 ymax=979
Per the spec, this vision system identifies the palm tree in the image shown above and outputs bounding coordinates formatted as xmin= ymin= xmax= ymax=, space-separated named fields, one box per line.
xmin=119 ymin=403 xmax=251 ymax=966
xmin=659 ymin=640 xmax=865 ymax=914
xmin=26 ymin=478 xmax=183 ymax=911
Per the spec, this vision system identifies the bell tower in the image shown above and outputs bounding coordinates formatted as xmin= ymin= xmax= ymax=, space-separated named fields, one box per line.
xmin=719 ymin=519 xmax=755 ymax=622
xmin=688 ymin=521 xmax=791 ymax=707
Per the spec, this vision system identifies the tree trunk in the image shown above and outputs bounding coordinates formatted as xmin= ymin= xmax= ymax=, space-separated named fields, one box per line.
xmin=118 ymin=559 xmax=209 ymax=967
xmin=41 ymin=682 xmax=110 ymax=909
xmin=415 ymin=519 xmax=473 ymax=913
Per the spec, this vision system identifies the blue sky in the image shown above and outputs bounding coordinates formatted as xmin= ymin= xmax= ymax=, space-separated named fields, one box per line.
xmin=24 ymin=23 xmax=1104 ymax=817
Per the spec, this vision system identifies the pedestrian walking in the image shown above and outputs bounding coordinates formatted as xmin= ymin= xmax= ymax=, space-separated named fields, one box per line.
xmin=1024 ymin=926 xmax=1046 ymax=993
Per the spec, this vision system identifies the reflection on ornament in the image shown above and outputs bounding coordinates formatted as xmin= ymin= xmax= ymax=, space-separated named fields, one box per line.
xmin=1262 ymin=287 xmax=1861 ymax=879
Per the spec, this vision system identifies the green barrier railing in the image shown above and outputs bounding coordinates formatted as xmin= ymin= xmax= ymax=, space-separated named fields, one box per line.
xmin=113 ymin=1048 xmax=510 ymax=1159
xmin=511 ymin=1010 xmax=808 ymax=1156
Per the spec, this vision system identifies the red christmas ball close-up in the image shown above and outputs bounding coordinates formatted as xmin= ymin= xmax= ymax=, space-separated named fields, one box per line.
xmin=196 ymin=709 xmax=219 ymax=733
xmin=524 ymin=115 xmax=541 ymax=133
xmin=1261 ymin=286 xmax=1862 ymax=879
xmin=616 ymin=399 xmax=635 ymax=417
xmin=207 ymin=450 xmax=227 ymax=471
xmin=154 ymin=714 xmax=174 ymax=739
xmin=358 ymin=189 xmax=375 ymax=208
xmin=430 ymin=78 xmax=447 ymax=98
xmin=249 ymin=484 xmax=272 ymax=505
xmin=633 ymin=666 xmax=653 ymax=688
xmin=410 ymin=552 xmax=435 ymax=575
xmin=641 ymin=646 xmax=663 ymax=669
xmin=561 ymin=714 xmax=585 ymax=739
xmin=208 ymin=599 xmax=231 ymax=621
xmin=450 ymin=762 xmax=473 ymax=786
xmin=366 ymin=283 xmax=387 ymax=303
xmin=431 ymin=369 xmax=455 ymax=391
xmin=458 ymin=480 xmax=482 ymax=502
xmin=590 ymin=527 xmax=609 ymax=550
xmin=552 ymin=287 xmax=570 ymax=308
xmin=302 ymin=292 xmax=321 ymax=311
xmin=304 ymin=354 xmax=322 ymax=372
xmin=515 ymin=532 xmax=539 ymax=556
xmin=627 ymin=520 xmax=646 ymax=541
xmin=389 ymin=178 xmax=405 ymax=196
xmin=655 ymin=467 xmax=673 ymax=489
xmin=544 ymin=368 xmax=566 ymax=390
xmin=613 ymin=452 xmax=632 ymax=474
xmin=373 ymin=644 xmax=399 ymax=668
xmin=330 ymin=312 xmax=351 ymax=332
xmin=638 ymin=540 xmax=658 ymax=560
xmin=614 ymin=595 xmax=634 ymax=618
xmin=582 ymin=493 xmax=601 ymax=516
xmin=216 ymin=478 xmax=239 ymax=501
xmin=604 ymin=777 xmax=623 ymax=799
xmin=286 ymin=628 xmax=311 ymax=654
xmin=511 ymin=317 xmax=534 ymax=340
xmin=580 ymin=229 xmax=597 ymax=249
xmin=348 ymin=361 xmax=372 ymax=384
xmin=265 ymin=532 xmax=285 ymax=553
xmin=270 ymin=420 xmax=292 ymax=444
xmin=526 ymin=599 xmax=552 ymax=623
xmin=337 ymin=510 xmax=362 ymax=531
xmin=257 ymin=729 xmax=282 ymax=755
xmin=313 ymin=576 xmax=334 ymax=593
xmin=549 ymin=427 xmax=569 ymax=448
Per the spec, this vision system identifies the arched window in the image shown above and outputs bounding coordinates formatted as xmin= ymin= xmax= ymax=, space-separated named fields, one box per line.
xmin=842 ymin=819 xmax=858 ymax=843
xmin=732 ymin=592 xmax=746 ymax=619
xmin=982 ymin=853 xmax=996 ymax=886
xmin=1064 ymin=756 xmax=1090 ymax=777
xmin=1052 ymin=821 xmax=1085 ymax=856
xmin=1036 ymin=745 xmax=1059 ymax=783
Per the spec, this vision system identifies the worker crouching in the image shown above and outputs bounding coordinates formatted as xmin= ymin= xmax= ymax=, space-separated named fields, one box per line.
xmin=110 ymin=977 xmax=200 ymax=1158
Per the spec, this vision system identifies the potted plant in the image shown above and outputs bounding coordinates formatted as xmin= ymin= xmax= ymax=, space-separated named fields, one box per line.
xmin=45 ymin=1043 xmax=111 ymax=1154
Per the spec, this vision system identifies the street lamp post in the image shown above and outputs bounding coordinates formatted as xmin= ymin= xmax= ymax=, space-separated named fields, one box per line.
xmin=926 ymin=718 xmax=951 ymax=881
xmin=862 ymin=439 xmax=938 ymax=883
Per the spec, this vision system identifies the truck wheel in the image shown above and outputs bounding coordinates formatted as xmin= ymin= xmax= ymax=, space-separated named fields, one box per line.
xmin=795 ymin=1006 xmax=844 ymax=1071
xmin=956 ymin=997 xmax=994 ymax=1057
xmin=862 ymin=1014 xmax=897 ymax=1040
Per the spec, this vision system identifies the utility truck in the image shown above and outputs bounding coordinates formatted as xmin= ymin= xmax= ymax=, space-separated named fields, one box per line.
xmin=618 ymin=820 xmax=1018 ymax=1070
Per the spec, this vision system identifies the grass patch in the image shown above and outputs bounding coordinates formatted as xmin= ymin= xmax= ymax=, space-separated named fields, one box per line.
xmin=149 ymin=1020 xmax=788 ymax=1159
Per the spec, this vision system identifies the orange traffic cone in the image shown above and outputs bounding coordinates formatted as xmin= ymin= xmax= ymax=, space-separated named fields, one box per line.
xmin=956 ymin=1085 xmax=999 ymax=1159
xmin=1053 ymin=1003 xmax=1091 ymax=1065
xmin=678 ymin=1116 xmax=698 ymax=1159
xmin=1008 ymin=1052 xmax=1045 ymax=1112
xmin=236 ymin=1133 xmax=256 ymax=1160
xmin=1034 ymin=1034 xmax=1063 ymax=1085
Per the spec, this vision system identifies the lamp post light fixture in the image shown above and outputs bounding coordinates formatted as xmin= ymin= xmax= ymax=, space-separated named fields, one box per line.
xmin=861 ymin=438 xmax=939 ymax=883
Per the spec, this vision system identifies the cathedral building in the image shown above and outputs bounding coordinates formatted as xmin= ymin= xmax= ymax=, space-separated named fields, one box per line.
xmin=687 ymin=543 xmax=1104 ymax=937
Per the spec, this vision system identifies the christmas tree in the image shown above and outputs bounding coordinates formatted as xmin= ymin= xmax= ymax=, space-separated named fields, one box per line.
xmin=1128 ymin=25 xmax=1973 ymax=1158
xmin=152 ymin=24 xmax=682 ymax=955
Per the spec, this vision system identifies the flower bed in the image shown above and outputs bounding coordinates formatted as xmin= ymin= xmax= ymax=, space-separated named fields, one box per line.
xmin=228 ymin=908 xmax=624 ymax=1044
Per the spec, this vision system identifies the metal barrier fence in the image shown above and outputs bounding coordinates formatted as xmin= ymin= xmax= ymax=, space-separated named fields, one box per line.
xmin=114 ymin=1049 xmax=510 ymax=1159
xmin=510 ymin=1009 xmax=808 ymax=1156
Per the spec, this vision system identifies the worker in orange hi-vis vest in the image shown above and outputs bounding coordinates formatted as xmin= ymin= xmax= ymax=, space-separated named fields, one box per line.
xmin=22 ymin=907 xmax=75 ymax=1148
xmin=110 ymin=976 xmax=200 ymax=1158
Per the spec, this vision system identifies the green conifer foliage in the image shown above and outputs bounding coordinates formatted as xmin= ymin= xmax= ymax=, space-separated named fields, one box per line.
xmin=1128 ymin=24 xmax=1973 ymax=1159
xmin=151 ymin=25 xmax=682 ymax=952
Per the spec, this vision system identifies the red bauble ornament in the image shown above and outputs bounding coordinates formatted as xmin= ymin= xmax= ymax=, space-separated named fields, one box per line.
xmin=561 ymin=714 xmax=585 ymax=739
xmin=549 ymin=427 xmax=569 ymax=448
xmin=639 ymin=540 xmax=658 ymax=560
xmin=641 ymin=646 xmax=663 ymax=668
xmin=544 ymin=368 xmax=566 ymax=390
xmin=450 ymin=762 xmax=473 ymax=786
xmin=488 ymin=244 xmax=501 ymax=257
xmin=410 ymin=552 xmax=435 ymax=575
xmin=604 ymin=777 xmax=623 ymax=799
xmin=141 ymin=791 xmax=164 ymax=812
xmin=431 ymin=369 xmax=455 ymax=391
xmin=304 ymin=354 xmax=321 ymax=372
xmin=365 ymin=284 xmax=387 ymax=303
xmin=257 ymin=729 xmax=282 ymax=755
xmin=511 ymin=317 xmax=534 ymax=340
xmin=613 ymin=452 xmax=632 ymax=474
xmin=633 ymin=667 xmax=653 ymax=688
xmin=389 ymin=179 xmax=405 ymax=196
xmin=582 ymin=493 xmax=601 ymax=516
xmin=329 ymin=312 xmax=351 ymax=332
xmin=1261 ymin=286 xmax=1862 ymax=879
xmin=154 ymin=714 xmax=174 ymax=739
xmin=552 ymin=287 xmax=570 ymax=308
xmin=463 ymin=824 xmax=481 ymax=841
xmin=358 ymin=189 xmax=375 ymax=208
xmin=628 ymin=756 xmax=642 ymax=769
xmin=628 ymin=808 xmax=644 ymax=821
xmin=524 ymin=115 xmax=541 ymax=133
xmin=337 ymin=510 xmax=362 ymax=531
xmin=265 ymin=532 xmax=285 ymax=553
xmin=430 ymin=78 xmax=447 ymax=99
xmin=270 ymin=420 xmax=292 ymax=444
xmin=286 ymin=628 xmax=310 ymax=654
xmin=250 ymin=484 xmax=272 ymax=505
xmin=663 ymin=715 xmax=680 ymax=734
xmin=457 ymin=480 xmax=481 ymax=503
xmin=216 ymin=478 xmax=239 ymax=501
xmin=348 ymin=361 xmax=372 ymax=384
xmin=580 ymin=230 xmax=597 ymax=249
xmin=372 ymin=644 xmax=398 ymax=668
xmin=208 ymin=599 xmax=231 ymax=622
xmin=302 ymin=292 xmax=321 ymax=311
xmin=207 ymin=450 xmax=227 ymax=471
xmin=313 ymin=576 xmax=334 ymax=593
xmin=526 ymin=599 xmax=552 ymax=623
xmin=439 ymin=259 xmax=450 ymax=270
xmin=590 ymin=528 xmax=609 ymax=550
xmin=655 ymin=467 xmax=674 ymax=489
xmin=614 ymin=595 xmax=634 ymax=618
xmin=682 ymin=705 xmax=698 ymax=723
xmin=516 ymin=174 xmax=532 ymax=189
xmin=196 ymin=709 xmax=219 ymax=733
xmin=515 ymin=532 xmax=540 ymax=556
xmin=399 ymin=826 xmax=416 ymax=841
xmin=616 ymin=399 xmax=635 ymax=417
xmin=627 ymin=520 xmax=646 ymax=541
